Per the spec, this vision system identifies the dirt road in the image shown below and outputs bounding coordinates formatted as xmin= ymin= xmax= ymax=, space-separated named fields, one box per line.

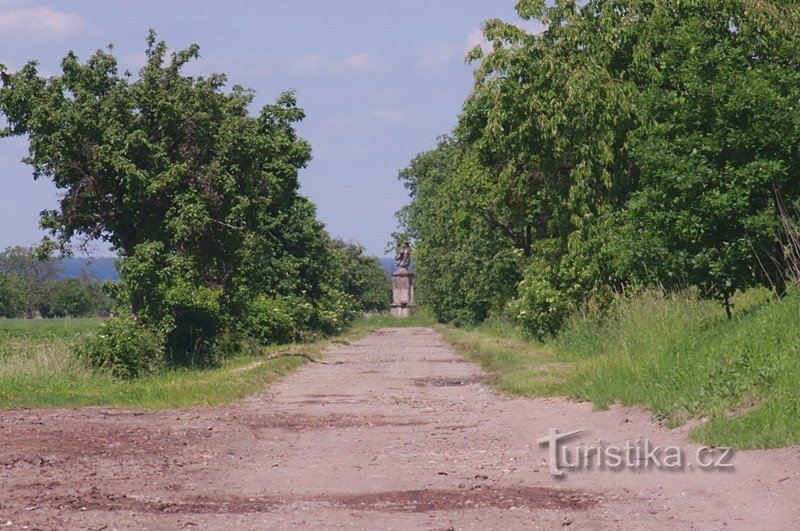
xmin=1 ymin=327 xmax=799 ymax=529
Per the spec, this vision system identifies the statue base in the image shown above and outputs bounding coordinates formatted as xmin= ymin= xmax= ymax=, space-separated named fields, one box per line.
xmin=391 ymin=266 xmax=415 ymax=318
xmin=390 ymin=305 xmax=414 ymax=318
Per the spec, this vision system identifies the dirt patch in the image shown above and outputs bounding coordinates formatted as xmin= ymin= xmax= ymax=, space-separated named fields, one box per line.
xmin=1 ymin=422 xmax=192 ymax=462
xmin=39 ymin=485 xmax=596 ymax=515
xmin=412 ymin=375 xmax=494 ymax=387
xmin=245 ymin=412 xmax=426 ymax=432
xmin=327 ymin=486 xmax=598 ymax=513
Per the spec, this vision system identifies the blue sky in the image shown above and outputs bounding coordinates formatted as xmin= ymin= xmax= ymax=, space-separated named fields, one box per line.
xmin=0 ymin=0 xmax=535 ymax=257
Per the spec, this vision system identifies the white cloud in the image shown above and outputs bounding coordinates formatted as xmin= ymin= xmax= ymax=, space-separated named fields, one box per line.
xmin=294 ymin=52 xmax=378 ymax=75
xmin=370 ymin=108 xmax=407 ymax=124
xmin=294 ymin=53 xmax=325 ymax=73
xmin=0 ymin=6 xmax=84 ymax=39
xmin=344 ymin=53 xmax=378 ymax=72
xmin=418 ymin=43 xmax=458 ymax=68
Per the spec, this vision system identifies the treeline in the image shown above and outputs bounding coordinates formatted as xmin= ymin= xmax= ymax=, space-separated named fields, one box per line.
xmin=0 ymin=32 xmax=388 ymax=377
xmin=0 ymin=246 xmax=111 ymax=318
xmin=399 ymin=0 xmax=800 ymax=336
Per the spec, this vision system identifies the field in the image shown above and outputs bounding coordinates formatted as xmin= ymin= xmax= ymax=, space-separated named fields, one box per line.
xmin=0 ymin=317 xmax=382 ymax=410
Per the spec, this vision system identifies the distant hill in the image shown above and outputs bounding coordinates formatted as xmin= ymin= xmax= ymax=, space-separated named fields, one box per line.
xmin=58 ymin=257 xmax=119 ymax=282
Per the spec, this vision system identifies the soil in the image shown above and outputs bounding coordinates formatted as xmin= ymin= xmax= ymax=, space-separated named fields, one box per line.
xmin=1 ymin=327 xmax=799 ymax=529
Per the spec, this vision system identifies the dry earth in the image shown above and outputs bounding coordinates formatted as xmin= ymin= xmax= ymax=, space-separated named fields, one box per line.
xmin=1 ymin=327 xmax=799 ymax=530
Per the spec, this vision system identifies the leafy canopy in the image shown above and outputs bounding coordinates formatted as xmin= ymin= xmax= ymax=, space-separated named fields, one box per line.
xmin=1 ymin=32 xmax=387 ymax=369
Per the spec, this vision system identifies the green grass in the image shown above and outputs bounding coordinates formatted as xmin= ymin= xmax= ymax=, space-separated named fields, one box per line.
xmin=437 ymin=288 xmax=800 ymax=449
xmin=0 ymin=313 xmax=422 ymax=410
xmin=349 ymin=310 xmax=437 ymax=331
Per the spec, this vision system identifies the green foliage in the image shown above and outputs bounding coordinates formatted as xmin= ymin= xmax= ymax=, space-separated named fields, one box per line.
xmin=50 ymin=278 xmax=93 ymax=317
xmin=616 ymin=1 xmax=800 ymax=309
xmin=310 ymin=285 xmax=360 ymax=337
xmin=76 ymin=316 xmax=165 ymax=379
xmin=398 ymin=137 xmax=522 ymax=325
xmin=0 ymin=271 xmax=24 ymax=318
xmin=0 ymin=33 xmax=375 ymax=373
xmin=507 ymin=264 xmax=570 ymax=339
xmin=0 ymin=245 xmax=62 ymax=317
xmin=0 ymin=246 xmax=110 ymax=318
xmin=399 ymin=0 xmax=800 ymax=336
xmin=327 ymin=239 xmax=390 ymax=313
xmin=246 ymin=295 xmax=299 ymax=345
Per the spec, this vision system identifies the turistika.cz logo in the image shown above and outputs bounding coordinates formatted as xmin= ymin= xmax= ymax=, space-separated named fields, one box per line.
xmin=537 ymin=428 xmax=734 ymax=477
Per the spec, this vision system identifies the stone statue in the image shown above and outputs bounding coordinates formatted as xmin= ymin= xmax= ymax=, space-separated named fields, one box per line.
xmin=391 ymin=241 xmax=415 ymax=317
xmin=395 ymin=241 xmax=411 ymax=269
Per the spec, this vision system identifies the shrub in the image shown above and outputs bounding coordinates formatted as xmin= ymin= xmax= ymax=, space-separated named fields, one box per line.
xmin=507 ymin=272 xmax=570 ymax=340
xmin=51 ymin=278 xmax=94 ymax=317
xmin=0 ymin=271 xmax=24 ymax=318
xmin=75 ymin=316 xmax=165 ymax=379
xmin=246 ymin=295 xmax=298 ymax=345
xmin=311 ymin=287 xmax=359 ymax=336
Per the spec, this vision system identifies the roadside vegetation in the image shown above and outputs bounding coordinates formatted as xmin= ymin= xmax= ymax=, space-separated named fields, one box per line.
xmin=439 ymin=287 xmax=800 ymax=449
xmin=395 ymin=0 xmax=800 ymax=449
xmin=398 ymin=1 xmax=800 ymax=333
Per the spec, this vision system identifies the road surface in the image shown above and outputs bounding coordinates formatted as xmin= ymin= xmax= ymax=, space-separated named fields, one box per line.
xmin=1 ymin=327 xmax=799 ymax=529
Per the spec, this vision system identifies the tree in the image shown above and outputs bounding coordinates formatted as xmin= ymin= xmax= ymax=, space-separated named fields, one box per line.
xmin=327 ymin=239 xmax=390 ymax=313
xmin=616 ymin=1 xmax=800 ymax=315
xmin=50 ymin=278 xmax=94 ymax=317
xmin=398 ymin=137 xmax=521 ymax=324
xmin=0 ymin=271 xmax=24 ymax=318
xmin=0 ymin=32 xmax=350 ymax=365
xmin=0 ymin=246 xmax=61 ymax=317
xmin=399 ymin=0 xmax=800 ymax=335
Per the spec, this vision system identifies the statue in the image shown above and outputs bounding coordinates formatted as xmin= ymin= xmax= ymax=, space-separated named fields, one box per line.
xmin=395 ymin=241 xmax=411 ymax=269
xmin=391 ymin=241 xmax=415 ymax=317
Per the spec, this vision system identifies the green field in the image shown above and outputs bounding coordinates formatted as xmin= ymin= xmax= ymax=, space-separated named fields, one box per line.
xmin=438 ymin=289 xmax=800 ymax=450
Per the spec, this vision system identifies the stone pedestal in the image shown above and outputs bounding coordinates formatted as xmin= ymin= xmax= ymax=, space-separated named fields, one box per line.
xmin=390 ymin=266 xmax=415 ymax=317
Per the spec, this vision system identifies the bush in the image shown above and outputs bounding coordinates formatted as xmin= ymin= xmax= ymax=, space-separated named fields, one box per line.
xmin=327 ymin=239 xmax=390 ymax=312
xmin=75 ymin=316 xmax=165 ymax=379
xmin=246 ymin=295 xmax=298 ymax=345
xmin=507 ymin=271 xmax=570 ymax=340
xmin=311 ymin=287 xmax=360 ymax=336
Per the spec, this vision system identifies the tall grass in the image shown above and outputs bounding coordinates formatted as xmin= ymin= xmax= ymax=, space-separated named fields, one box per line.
xmin=439 ymin=288 xmax=800 ymax=449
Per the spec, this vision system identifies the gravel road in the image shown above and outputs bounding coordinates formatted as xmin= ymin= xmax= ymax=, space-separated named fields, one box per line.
xmin=1 ymin=327 xmax=799 ymax=529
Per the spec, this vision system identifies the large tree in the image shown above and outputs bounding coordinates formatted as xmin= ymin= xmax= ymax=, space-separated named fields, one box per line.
xmin=0 ymin=33 xmax=353 ymax=363
xmin=400 ymin=0 xmax=800 ymax=335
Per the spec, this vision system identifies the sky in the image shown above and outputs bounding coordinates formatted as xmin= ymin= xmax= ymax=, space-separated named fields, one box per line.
xmin=0 ymin=0 xmax=536 ymax=257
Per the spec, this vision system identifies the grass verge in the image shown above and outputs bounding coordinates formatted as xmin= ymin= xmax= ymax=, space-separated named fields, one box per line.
xmin=0 ymin=312 xmax=427 ymax=410
xmin=437 ymin=289 xmax=800 ymax=449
